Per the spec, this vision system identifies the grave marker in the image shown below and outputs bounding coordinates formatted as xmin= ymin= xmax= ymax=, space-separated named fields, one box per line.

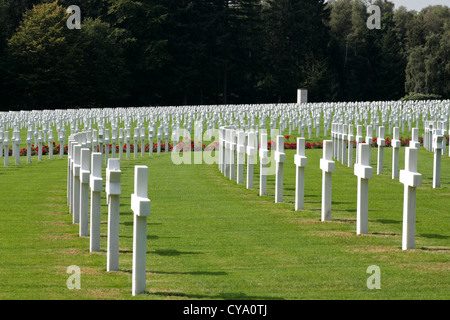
xmin=79 ymin=148 xmax=90 ymax=237
xmin=354 ymin=143 xmax=372 ymax=234
xmin=294 ymin=137 xmax=307 ymax=210
xmin=131 ymin=166 xmax=151 ymax=296
xmin=399 ymin=147 xmax=422 ymax=250
xmin=392 ymin=127 xmax=401 ymax=179
xmin=259 ymin=133 xmax=269 ymax=196
xmin=320 ymin=140 xmax=335 ymax=221
xmin=106 ymin=158 xmax=121 ymax=271
xmin=90 ymin=152 xmax=103 ymax=252
xmin=274 ymin=135 xmax=286 ymax=203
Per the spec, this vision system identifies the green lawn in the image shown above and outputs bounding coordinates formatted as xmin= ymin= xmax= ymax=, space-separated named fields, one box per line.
xmin=0 ymin=145 xmax=448 ymax=299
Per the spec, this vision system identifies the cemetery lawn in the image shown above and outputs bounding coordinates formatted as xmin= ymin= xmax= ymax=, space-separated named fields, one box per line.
xmin=0 ymin=148 xmax=448 ymax=300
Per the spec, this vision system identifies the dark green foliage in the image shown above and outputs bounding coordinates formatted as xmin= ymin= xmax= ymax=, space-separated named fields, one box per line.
xmin=0 ymin=0 xmax=448 ymax=109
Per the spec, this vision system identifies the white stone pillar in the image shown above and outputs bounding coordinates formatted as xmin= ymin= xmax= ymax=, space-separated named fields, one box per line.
xmin=356 ymin=125 xmax=363 ymax=164
xmin=246 ymin=131 xmax=256 ymax=189
xmin=119 ymin=128 xmax=124 ymax=160
xmin=377 ymin=126 xmax=385 ymax=175
xmin=219 ymin=127 xmax=224 ymax=173
xmin=392 ymin=127 xmax=401 ymax=179
xmin=409 ymin=128 xmax=420 ymax=149
xmin=59 ymin=129 xmax=66 ymax=158
xmin=348 ymin=124 xmax=354 ymax=167
xmin=148 ymin=134 xmax=153 ymax=157
xmin=79 ymin=148 xmax=91 ymax=237
xmin=294 ymin=137 xmax=307 ymax=211
xmin=237 ymin=131 xmax=245 ymax=185
xmin=399 ymin=147 xmax=422 ymax=250
xmin=133 ymin=128 xmax=139 ymax=159
xmin=156 ymin=132 xmax=161 ymax=155
xmin=90 ymin=152 xmax=103 ymax=252
xmin=37 ymin=131 xmax=43 ymax=161
xmin=68 ymin=139 xmax=74 ymax=208
xmin=105 ymin=129 xmax=110 ymax=165
xmin=365 ymin=125 xmax=373 ymax=166
xmin=354 ymin=143 xmax=373 ymax=234
xmin=98 ymin=129 xmax=104 ymax=157
xmin=111 ymin=128 xmax=117 ymax=159
xmin=259 ymin=133 xmax=269 ymax=196
xmin=72 ymin=144 xmax=81 ymax=224
xmin=320 ymin=140 xmax=335 ymax=221
xmin=3 ymin=133 xmax=9 ymax=166
xmin=297 ymin=89 xmax=307 ymax=104
xmin=0 ymin=130 xmax=3 ymax=158
xmin=126 ymin=129 xmax=131 ymax=159
xmin=148 ymin=127 xmax=154 ymax=157
xmin=229 ymin=130 xmax=236 ymax=181
xmin=131 ymin=166 xmax=151 ymax=296
xmin=106 ymin=158 xmax=121 ymax=271
xmin=48 ymin=131 xmax=54 ymax=160
xmin=26 ymin=130 xmax=32 ymax=163
xmin=13 ymin=128 xmax=20 ymax=165
xmin=432 ymin=130 xmax=443 ymax=189
xmin=224 ymin=129 xmax=230 ymax=178
xmin=141 ymin=131 xmax=146 ymax=157
xmin=274 ymin=135 xmax=286 ymax=203
xmin=341 ymin=124 xmax=347 ymax=165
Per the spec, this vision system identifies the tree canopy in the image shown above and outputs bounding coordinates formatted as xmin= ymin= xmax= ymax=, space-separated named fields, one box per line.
xmin=0 ymin=0 xmax=448 ymax=110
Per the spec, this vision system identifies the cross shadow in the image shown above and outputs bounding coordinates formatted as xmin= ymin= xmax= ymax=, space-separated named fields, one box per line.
xmin=144 ymin=291 xmax=285 ymax=300
xmin=150 ymin=249 xmax=203 ymax=256
xmin=375 ymin=219 xmax=401 ymax=224
xmin=151 ymin=270 xmax=228 ymax=276
xmin=420 ymin=233 xmax=450 ymax=240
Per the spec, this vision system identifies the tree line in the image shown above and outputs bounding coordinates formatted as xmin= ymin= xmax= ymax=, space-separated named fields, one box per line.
xmin=0 ymin=0 xmax=448 ymax=110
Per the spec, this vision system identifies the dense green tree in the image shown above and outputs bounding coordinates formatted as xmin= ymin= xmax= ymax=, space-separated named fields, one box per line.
xmin=5 ymin=1 xmax=130 ymax=109
xmin=259 ymin=0 xmax=330 ymax=103
xmin=0 ymin=0 xmax=448 ymax=108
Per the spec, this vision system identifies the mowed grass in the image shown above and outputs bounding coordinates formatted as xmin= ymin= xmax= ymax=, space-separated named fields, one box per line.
xmin=0 ymin=145 xmax=448 ymax=300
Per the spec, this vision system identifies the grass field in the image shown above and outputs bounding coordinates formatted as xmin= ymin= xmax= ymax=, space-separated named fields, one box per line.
xmin=0 ymin=142 xmax=448 ymax=300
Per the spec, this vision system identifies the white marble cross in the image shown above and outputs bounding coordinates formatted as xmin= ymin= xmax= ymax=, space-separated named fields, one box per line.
xmin=354 ymin=143 xmax=373 ymax=234
xmin=348 ymin=124 xmax=354 ymax=167
xmin=294 ymin=137 xmax=307 ymax=210
xmin=432 ymin=129 xmax=443 ymax=188
xmin=72 ymin=143 xmax=81 ymax=224
xmin=106 ymin=158 xmax=121 ymax=271
xmin=3 ymin=132 xmax=9 ymax=167
xmin=246 ymin=131 xmax=256 ymax=189
xmin=79 ymin=147 xmax=91 ymax=237
xmin=399 ymin=147 xmax=422 ymax=250
xmin=259 ymin=132 xmax=269 ymax=196
xmin=320 ymin=140 xmax=335 ymax=221
xmin=392 ymin=127 xmax=401 ymax=179
xmin=237 ymin=131 xmax=245 ymax=185
xmin=131 ymin=165 xmax=151 ymax=296
xmin=356 ymin=125 xmax=363 ymax=164
xmin=274 ymin=135 xmax=286 ymax=203
xmin=376 ymin=126 xmax=385 ymax=175
xmin=90 ymin=152 xmax=103 ymax=252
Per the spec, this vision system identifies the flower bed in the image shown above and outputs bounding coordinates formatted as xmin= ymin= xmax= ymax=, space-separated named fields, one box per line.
xmin=9 ymin=135 xmax=449 ymax=156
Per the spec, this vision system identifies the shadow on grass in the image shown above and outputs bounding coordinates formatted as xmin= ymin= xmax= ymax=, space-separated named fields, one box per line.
xmin=420 ymin=247 xmax=450 ymax=252
xmin=151 ymin=270 xmax=228 ymax=276
xmin=146 ymin=291 xmax=285 ymax=300
xmin=375 ymin=219 xmax=401 ymax=224
xmin=151 ymin=249 xmax=203 ymax=256
xmin=420 ymin=233 xmax=450 ymax=240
